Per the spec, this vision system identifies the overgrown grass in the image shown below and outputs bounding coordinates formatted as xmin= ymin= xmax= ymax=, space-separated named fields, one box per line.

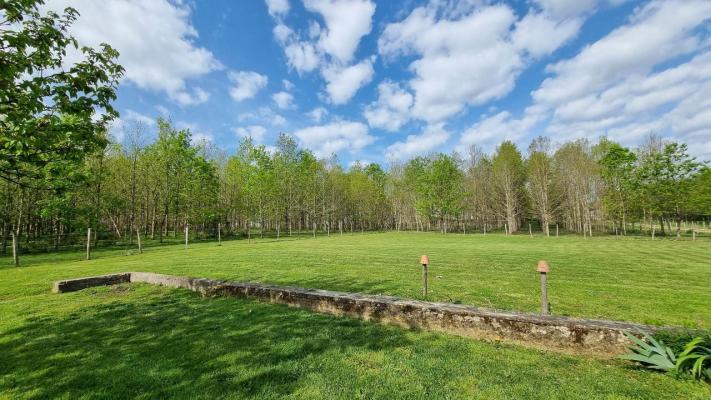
xmin=1 ymin=232 xmax=710 ymax=398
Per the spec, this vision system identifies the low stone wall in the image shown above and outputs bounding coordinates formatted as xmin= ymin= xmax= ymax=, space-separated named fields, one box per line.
xmin=52 ymin=273 xmax=131 ymax=293
xmin=53 ymin=272 xmax=663 ymax=355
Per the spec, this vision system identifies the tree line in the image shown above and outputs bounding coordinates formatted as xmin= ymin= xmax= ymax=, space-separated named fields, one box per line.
xmin=2 ymin=118 xmax=710 ymax=259
xmin=2 ymin=0 xmax=710 ymax=264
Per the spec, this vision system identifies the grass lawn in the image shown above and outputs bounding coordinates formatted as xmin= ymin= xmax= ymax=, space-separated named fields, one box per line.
xmin=1 ymin=232 xmax=710 ymax=398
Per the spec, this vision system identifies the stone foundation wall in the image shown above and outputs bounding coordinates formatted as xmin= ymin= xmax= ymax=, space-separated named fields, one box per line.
xmin=53 ymin=272 xmax=663 ymax=356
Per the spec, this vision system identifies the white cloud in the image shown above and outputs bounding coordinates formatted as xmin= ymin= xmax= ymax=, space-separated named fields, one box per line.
xmin=265 ymin=0 xmax=289 ymax=17
xmin=44 ymin=0 xmax=221 ymax=106
xmin=533 ymin=0 xmax=599 ymax=19
xmin=234 ymin=125 xmax=268 ymax=143
xmin=124 ymin=109 xmax=156 ymax=126
xmin=512 ymin=12 xmax=582 ymax=58
xmin=379 ymin=3 xmax=581 ymax=122
xmin=364 ymin=80 xmax=413 ymax=131
xmin=228 ymin=71 xmax=268 ymax=101
xmin=458 ymin=110 xmax=542 ymax=152
xmin=308 ymin=107 xmax=328 ymax=122
xmin=155 ymin=105 xmax=170 ymax=117
xmin=282 ymin=79 xmax=295 ymax=90
xmin=272 ymin=91 xmax=295 ymax=109
xmin=303 ymin=0 xmax=376 ymax=63
xmin=533 ymin=0 xmax=711 ymax=106
xmin=269 ymin=0 xmax=376 ymax=104
xmin=293 ymin=120 xmax=375 ymax=157
xmin=322 ymin=57 xmax=374 ymax=104
xmin=385 ymin=123 xmax=450 ymax=160
xmin=172 ymin=87 xmax=210 ymax=106
xmin=456 ymin=1 xmax=711 ymax=159
xmin=176 ymin=121 xmax=213 ymax=145
xmin=276 ymin=24 xmax=321 ymax=73
xmin=238 ymin=107 xmax=287 ymax=127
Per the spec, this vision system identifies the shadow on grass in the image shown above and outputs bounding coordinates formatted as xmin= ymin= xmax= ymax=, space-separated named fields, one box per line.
xmin=0 ymin=285 xmax=416 ymax=399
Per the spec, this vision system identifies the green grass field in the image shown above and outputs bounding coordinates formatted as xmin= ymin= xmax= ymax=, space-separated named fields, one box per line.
xmin=1 ymin=232 xmax=710 ymax=398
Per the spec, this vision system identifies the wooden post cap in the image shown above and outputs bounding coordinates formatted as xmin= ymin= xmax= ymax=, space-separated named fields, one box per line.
xmin=420 ymin=255 xmax=429 ymax=265
xmin=537 ymin=260 xmax=549 ymax=273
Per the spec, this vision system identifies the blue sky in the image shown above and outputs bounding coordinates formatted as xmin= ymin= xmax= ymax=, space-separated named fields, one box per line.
xmin=46 ymin=0 xmax=711 ymax=164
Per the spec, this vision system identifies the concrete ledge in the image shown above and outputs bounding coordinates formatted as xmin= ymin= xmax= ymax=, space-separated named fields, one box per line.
xmin=52 ymin=273 xmax=132 ymax=293
xmin=54 ymin=272 xmax=665 ymax=355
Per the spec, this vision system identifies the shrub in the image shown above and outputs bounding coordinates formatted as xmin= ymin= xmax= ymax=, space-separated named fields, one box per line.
xmin=619 ymin=330 xmax=676 ymax=371
xmin=676 ymin=336 xmax=711 ymax=381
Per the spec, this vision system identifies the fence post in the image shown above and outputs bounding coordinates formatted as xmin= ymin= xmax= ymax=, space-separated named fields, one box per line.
xmin=86 ymin=228 xmax=92 ymax=260
xmin=537 ymin=260 xmax=550 ymax=315
xmin=218 ymin=223 xmax=222 ymax=246
xmin=11 ymin=230 xmax=19 ymax=266
xmin=184 ymin=225 xmax=189 ymax=249
xmin=529 ymin=223 xmax=532 ymax=237
xmin=420 ymin=255 xmax=429 ymax=297
xmin=556 ymin=224 xmax=559 ymax=237
xmin=136 ymin=227 xmax=142 ymax=254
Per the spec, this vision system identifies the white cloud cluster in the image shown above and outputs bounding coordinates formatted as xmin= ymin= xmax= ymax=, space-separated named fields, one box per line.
xmin=457 ymin=0 xmax=711 ymax=159
xmin=364 ymin=81 xmax=413 ymax=131
xmin=322 ymin=58 xmax=374 ymax=104
xmin=267 ymin=0 xmax=376 ymax=104
xmin=45 ymin=0 xmax=221 ymax=106
xmin=293 ymin=120 xmax=375 ymax=157
xmin=228 ymin=71 xmax=269 ymax=102
xmin=273 ymin=91 xmax=295 ymax=109
xmin=378 ymin=2 xmax=583 ymax=123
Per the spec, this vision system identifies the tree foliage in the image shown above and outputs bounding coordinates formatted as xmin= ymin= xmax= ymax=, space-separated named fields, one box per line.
xmin=1 ymin=0 xmax=124 ymax=188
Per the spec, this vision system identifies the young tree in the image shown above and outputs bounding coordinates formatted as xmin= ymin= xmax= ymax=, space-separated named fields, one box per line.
xmin=638 ymin=143 xmax=702 ymax=237
xmin=527 ymin=137 xmax=555 ymax=236
xmin=492 ymin=141 xmax=526 ymax=233
xmin=600 ymin=143 xmax=638 ymax=235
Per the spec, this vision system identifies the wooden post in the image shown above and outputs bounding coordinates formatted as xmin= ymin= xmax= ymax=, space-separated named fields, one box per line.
xmin=184 ymin=225 xmax=189 ymax=249
xmin=529 ymin=223 xmax=532 ymax=237
xmin=692 ymin=230 xmax=696 ymax=241
xmin=313 ymin=222 xmax=316 ymax=238
xmin=85 ymin=228 xmax=92 ymax=260
xmin=556 ymin=224 xmax=559 ymax=237
xmin=504 ymin=223 xmax=508 ymax=236
xmin=218 ymin=223 xmax=222 ymax=246
xmin=420 ymin=255 xmax=429 ymax=297
xmin=11 ymin=230 xmax=19 ymax=266
xmin=537 ymin=260 xmax=550 ymax=315
xmin=136 ymin=227 xmax=142 ymax=254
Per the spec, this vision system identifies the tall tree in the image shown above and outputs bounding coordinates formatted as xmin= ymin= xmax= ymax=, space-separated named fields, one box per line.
xmin=492 ymin=141 xmax=526 ymax=233
xmin=600 ymin=143 xmax=638 ymax=235
xmin=527 ymin=137 xmax=555 ymax=236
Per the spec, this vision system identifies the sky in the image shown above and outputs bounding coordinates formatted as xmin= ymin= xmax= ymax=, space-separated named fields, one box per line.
xmin=43 ymin=0 xmax=711 ymax=165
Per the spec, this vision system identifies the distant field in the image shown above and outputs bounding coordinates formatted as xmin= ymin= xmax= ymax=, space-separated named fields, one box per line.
xmin=1 ymin=233 xmax=710 ymax=399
